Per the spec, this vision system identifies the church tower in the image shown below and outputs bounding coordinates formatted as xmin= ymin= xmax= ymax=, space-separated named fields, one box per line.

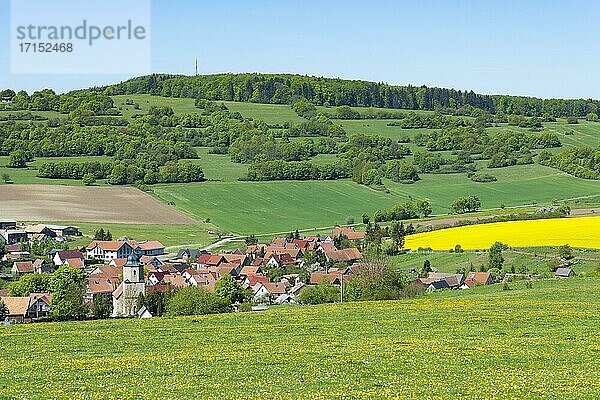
xmin=113 ymin=250 xmax=146 ymax=316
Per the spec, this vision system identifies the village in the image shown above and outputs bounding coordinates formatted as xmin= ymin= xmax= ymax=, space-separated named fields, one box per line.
xmin=0 ymin=219 xmax=576 ymax=323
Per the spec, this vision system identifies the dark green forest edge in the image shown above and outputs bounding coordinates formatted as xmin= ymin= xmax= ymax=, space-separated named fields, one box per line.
xmin=0 ymin=73 xmax=599 ymax=187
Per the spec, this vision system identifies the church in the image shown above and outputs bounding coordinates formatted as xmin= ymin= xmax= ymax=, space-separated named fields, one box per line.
xmin=112 ymin=250 xmax=146 ymax=317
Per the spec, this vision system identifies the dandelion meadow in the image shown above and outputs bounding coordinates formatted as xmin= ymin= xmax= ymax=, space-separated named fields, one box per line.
xmin=1 ymin=278 xmax=599 ymax=399
xmin=405 ymin=216 xmax=600 ymax=251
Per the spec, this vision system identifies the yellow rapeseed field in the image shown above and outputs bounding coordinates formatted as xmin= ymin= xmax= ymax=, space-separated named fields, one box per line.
xmin=406 ymin=216 xmax=600 ymax=250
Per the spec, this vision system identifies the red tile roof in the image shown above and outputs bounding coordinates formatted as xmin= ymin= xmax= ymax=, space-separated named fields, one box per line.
xmin=13 ymin=261 xmax=34 ymax=274
xmin=332 ymin=226 xmax=366 ymax=241
xmin=325 ymin=248 xmax=362 ymax=263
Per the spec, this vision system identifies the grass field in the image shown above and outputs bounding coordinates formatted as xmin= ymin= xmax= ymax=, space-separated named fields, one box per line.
xmin=0 ymin=155 xmax=112 ymax=186
xmin=405 ymin=216 xmax=600 ymax=250
xmin=151 ymin=162 xmax=600 ymax=235
xmin=1 ymin=278 xmax=599 ymax=399
xmin=2 ymin=97 xmax=599 ymax=237
xmin=151 ymin=180 xmax=400 ymax=235
xmin=391 ymin=247 xmax=600 ymax=275
xmin=63 ymin=222 xmax=217 ymax=250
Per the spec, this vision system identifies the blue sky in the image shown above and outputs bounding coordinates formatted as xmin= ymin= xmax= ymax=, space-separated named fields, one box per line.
xmin=1 ymin=0 xmax=599 ymax=98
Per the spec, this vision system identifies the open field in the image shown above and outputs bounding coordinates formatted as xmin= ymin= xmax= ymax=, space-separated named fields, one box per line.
xmin=0 ymin=184 xmax=197 ymax=225
xmin=152 ymin=163 xmax=600 ymax=234
xmin=405 ymin=216 xmax=600 ymax=250
xmin=59 ymin=222 xmax=216 ymax=250
xmin=222 ymin=101 xmax=305 ymax=125
xmin=0 ymin=155 xmax=112 ymax=186
xmin=151 ymin=180 xmax=400 ymax=235
xmin=1 ymin=278 xmax=599 ymax=399
xmin=391 ymin=247 xmax=600 ymax=275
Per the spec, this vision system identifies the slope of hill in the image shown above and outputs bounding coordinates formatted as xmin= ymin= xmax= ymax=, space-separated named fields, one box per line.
xmin=1 ymin=278 xmax=598 ymax=399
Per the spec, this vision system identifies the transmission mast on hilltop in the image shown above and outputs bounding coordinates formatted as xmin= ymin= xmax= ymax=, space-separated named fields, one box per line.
xmin=195 ymin=59 xmax=199 ymax=76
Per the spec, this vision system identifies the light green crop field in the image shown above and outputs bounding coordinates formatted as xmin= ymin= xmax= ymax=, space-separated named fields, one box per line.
xmin=112 ymin=94 xmax=199 ymax=119
xmin=151 ymin=180 xmax=400 ymax=235
xmin=185 ymin=147 xmax=248 ymax=182
xmin=390 ymin=247 xmax=600 ymax=275
xmin=151 ymin=162 xmax=600 ymax=235
xmin=1 ymin=278 xmax=599 ymax=399
xmin=59 ymin=221 xmax=217 ymax=250
xmin=384 ymin=163 xmax=600 ymax=212
xmin=221 ymin=101 xmax=305 ymax=125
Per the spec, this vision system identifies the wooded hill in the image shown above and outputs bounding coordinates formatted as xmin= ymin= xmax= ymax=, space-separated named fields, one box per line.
xmin=91 ymin=73 xmax=600 ymax=118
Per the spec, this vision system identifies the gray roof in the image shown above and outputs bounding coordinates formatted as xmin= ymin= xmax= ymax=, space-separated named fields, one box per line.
xmin=555 ymin=268 xmax=575 ymax=277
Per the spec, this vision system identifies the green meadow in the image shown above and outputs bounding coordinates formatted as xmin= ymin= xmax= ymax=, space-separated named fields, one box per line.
xmin=1 ymin=278 xmax=599 ymax=399
xmin=390 ymin=247 xmax=600 ymax=275
xmin=3 ymin=96 xmax=599 ymax=236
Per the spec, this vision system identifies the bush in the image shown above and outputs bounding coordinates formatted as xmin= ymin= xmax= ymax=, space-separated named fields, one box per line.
xmin=470 ymin=173 xmax=497 ymax=183
xmin=298 ymin=281 xmax=340 ymax=305
xmin=167 ymin=287 xmax=230 ymax=316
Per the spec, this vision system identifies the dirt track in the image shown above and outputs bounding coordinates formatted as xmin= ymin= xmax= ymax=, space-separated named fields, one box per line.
xmin=0 ymin=185 xmax=197 ymax=224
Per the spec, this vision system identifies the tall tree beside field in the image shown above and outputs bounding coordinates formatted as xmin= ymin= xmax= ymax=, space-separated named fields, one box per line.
xmin=50 ymin=265 xmax=88 ymax=320
xmin=416 ymin=199 xmax=433 ymax=218
xmin=0 ymin=299 xmax=8 ymax=320
xmin=9 ymin=273 xmax=51 ymax=297
xmin=7 ymin=150 xmax=29 ymax=168
xmin=450 ymin=195 xmax=481 ymax=214
xmin=488 ymin=242 xmax=508 ymax=271
xmin=215 ymin=275 xmax=252 ymax=305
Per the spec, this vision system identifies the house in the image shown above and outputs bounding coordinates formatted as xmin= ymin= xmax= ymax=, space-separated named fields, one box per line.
xmin=196 ymin=254 xmax=226 ymax=268
xmin=53 ymin=250 xmax=84 ymax=267
xmin=33 ymin=259 xmax=54 ymax=274
xmin=0 ymin=219 xmax=17 ymax=230
xmin=24 ymin=225 xmax=57 ymax=239
xmin=0 ymin=229 xmax=27 ymax=245
xmin=309 ymin=271 xmax=351 ymax=286
xmin=332 ymin=226 xmax=366 ymax=241
xmin=135 ymin=241 xmax=165 ymax=256
xmin=64 ymin=258 xmax=85 ymax=269
xmin=87 ymin=277 xmax=118 ymax=303
xmin=241 ymin=274 xmax=270 ymax=287
xmin=45 ymin=225 xmax=80 ymax=237
xmin=323 ymin=248 xmax=362 ymax=264
xmin=137 ymin=306 xmax=153 ymax=319
xmin=265 ymin=253 xmax=296 ymax=268
xmin=0 ymin=293 xmax=51 ymax=323
xmin=163 ymin=273 xmax=188 ymax=288
xmin=86 ymin=241 xmax=135 ymax=261
xmin=427 ymin=272 xmax=464 ymax=289
xmin=175 ymin=248 xmax=204 ymax=263
xmin=274 ymin=293 xmax=296 ymax=305
xmin=425 ymin=280 xmax=451 ymax=292
xmin=11 ymin=261 xmax=34 ymax=276
xmin=140 ymin=255 xmax=163 ymax=269
xmin=253 ymin=282 xmax=286 ymax=303
xmin=555 ymin=268 xmax=575 ymax=278
xmin=147 ymin=271 xmax=168 ymax=286
xmin=463 ymin=272 xmax=493 ymax=288
xmin=239 ymin=266 xmax=262 ymax=276
xmin=288 ymin=282 xmax=306 ymax=299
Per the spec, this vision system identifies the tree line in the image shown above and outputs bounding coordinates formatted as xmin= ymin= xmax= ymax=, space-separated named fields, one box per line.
xmin=85 ymin=73 xmax=600 ymax=118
